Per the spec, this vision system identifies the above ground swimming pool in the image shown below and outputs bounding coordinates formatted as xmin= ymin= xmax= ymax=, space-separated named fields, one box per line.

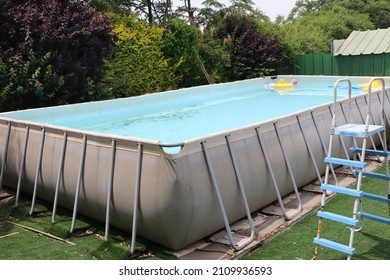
xmin=0 ymin=75 xmax=389 ymax=251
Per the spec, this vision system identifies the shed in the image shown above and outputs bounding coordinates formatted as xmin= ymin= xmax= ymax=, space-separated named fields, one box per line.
xmin=334 ymin=28 xmax=390 ymax=56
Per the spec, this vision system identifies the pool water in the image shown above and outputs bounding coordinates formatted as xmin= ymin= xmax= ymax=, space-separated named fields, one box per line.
xmin=0 ymin=76 xmax=368 ymax=143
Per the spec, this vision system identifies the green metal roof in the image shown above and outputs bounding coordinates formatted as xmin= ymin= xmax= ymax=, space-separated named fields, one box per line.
xmin=334 ymin=28 xmax=390 ymax=56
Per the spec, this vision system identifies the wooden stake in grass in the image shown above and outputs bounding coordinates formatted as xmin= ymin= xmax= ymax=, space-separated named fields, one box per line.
xmin=0 ymin=232 xmax=19 ymax=239
xmin=6 ymin=221 xmax=76 ymax=246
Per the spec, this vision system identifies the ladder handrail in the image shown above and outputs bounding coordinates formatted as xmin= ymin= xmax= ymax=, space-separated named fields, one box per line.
xmin=366 ymin=78 xmax=386 ymax=130
xmin=332 ymin=78 xmax=352 ymax=126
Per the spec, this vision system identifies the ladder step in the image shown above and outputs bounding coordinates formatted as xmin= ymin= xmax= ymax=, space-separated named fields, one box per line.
xmin=349 ymin=147 xmax=390 ymax=157
xmin=358 ymin=212 xmax=390 ymax=225
xmin=313 ymin=237 xmax=355 ymax=255
xmin=324 ymin=157 xmax=367 ymax=169
xmin=352 ymin=170 xmax=390 ymax=180
xmin=321 ymin=184 xmax=363 ymax=197
xmin=361 ymin=192 xmax=390 ymax=203
xmin=317 ymin=211 xmax=359 ymax=227
xmin=332 ymin=124 xmax=385 ymax=138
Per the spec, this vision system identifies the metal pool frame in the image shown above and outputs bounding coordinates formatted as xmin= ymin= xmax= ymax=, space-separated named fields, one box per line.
xmin=0 ymin=77 xmax=389 ymax=251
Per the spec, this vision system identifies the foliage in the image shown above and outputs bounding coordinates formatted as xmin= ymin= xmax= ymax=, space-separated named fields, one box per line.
xmin=0 ymin=36 xmax=65 ymax=111
xmin=288 ymin=0 xmax=389 ymax=29
xmin=89 ymin=0 xmax=174 ymax=25
xmin=281 ymin=5 xmax=374 ymax=55
xmin=102 ymin=14 xmax=176 ymax=97
xmin=213 ymin=12 xmax=280 ymax=81
xmin=162 ymin=19 xmax=206 ymax=88
xmin=0 ymin=0 xmax=113 ymax=111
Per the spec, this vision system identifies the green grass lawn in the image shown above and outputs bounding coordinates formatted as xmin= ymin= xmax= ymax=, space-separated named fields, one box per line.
xmin=0 ymin=193 xmax=176 ymax=260
xmin=241 ymin=165 xmax=390 ymax=260
xmin=1 ymin=166 xmax=389 ymax=260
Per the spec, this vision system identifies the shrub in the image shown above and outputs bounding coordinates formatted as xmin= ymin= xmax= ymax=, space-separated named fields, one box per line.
xmin=0 ymin=0 xmax=113 ymax=111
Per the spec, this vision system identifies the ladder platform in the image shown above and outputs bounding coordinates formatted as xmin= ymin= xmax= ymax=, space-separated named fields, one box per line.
xmin=313 ymin=237 xmax=355 ymax=255
xmin=317 ymin=211 xmax=359 ymax=227
xmin=352 ymin=170 xmax=390 ymax=181
xmin=349 ymin=147 xmax=390 ymax=157
xmin=361 ymin=192 xmax=390 ymax=204
xmin=358 ymin=212 xmax=390 ymax=225
xmin=324 ymin=157 xmax=367 ymax=169
xmin=321 ymin=184 xmax=363 ymax=197
xmin=332 ymin=123 xmax=385 ymax=138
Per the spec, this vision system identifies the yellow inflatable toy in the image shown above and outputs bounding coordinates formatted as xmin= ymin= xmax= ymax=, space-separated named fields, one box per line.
xmin=265 ymin=79 xmax=298 ymax=90
xmin=359 ymin=80 xmax=383 ymax=92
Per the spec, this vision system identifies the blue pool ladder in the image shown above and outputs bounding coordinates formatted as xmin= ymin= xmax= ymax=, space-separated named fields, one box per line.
xmin=313 ymin=78 xmax=390 ymax=260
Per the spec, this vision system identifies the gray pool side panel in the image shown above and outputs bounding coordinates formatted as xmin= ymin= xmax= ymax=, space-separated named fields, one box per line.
xmin=0 ymin=90 xmax=389 ymax=250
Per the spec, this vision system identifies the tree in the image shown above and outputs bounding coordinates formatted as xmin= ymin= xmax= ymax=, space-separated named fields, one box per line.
xmin=89 ymin=0 xmax=174 ymax=25
xmin=223 ymin=14 xmax=280 ymax=80
xmin=287 ymin=0 xmax=390 ymax=29
xmin=0 ymin=0 xmax=113 ymax=111
xmin=102 ymin=14 xmax=176 ymax=97
xmin=163 ymin=19 xmax=206 ymax=88
xmin=282 ymin=4 xmax=374 ymax=55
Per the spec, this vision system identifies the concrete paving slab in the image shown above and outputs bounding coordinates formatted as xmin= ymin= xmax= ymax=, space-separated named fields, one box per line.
xmin=179 ymin=243 xmax=230 ymax=260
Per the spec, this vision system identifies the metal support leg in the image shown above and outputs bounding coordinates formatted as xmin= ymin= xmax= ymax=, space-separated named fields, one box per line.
xmin=296 ymin=115 xmax=323 ymax=185
xmin=225 ymin=135 xmax=255 ymax=249
xmin=104 ymin=140 xmax=116 ymax=240
xmin=131 ymin=143 xmax=143 ymax=255
xmin=311 ymin=111 xmax=338 ymax=185
xmin=201 ymin=141 xmax=244 ymax=249
xmin=274 ymin=122 xmax=303 ymax=214
xmin=52 ymin=132 xmax=68 ymax=223
xmin=30 ymin=128 xmax=46 ymax=215
xmin=0 ymin=122 xmax=11 ymax=193
xmin=70 ymin=135 xmax=87 ymax=233
xmin=16 ymin=125 xmax=30 ymax=206
xmin=255 ymin=127 xmax=301 ymax=220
